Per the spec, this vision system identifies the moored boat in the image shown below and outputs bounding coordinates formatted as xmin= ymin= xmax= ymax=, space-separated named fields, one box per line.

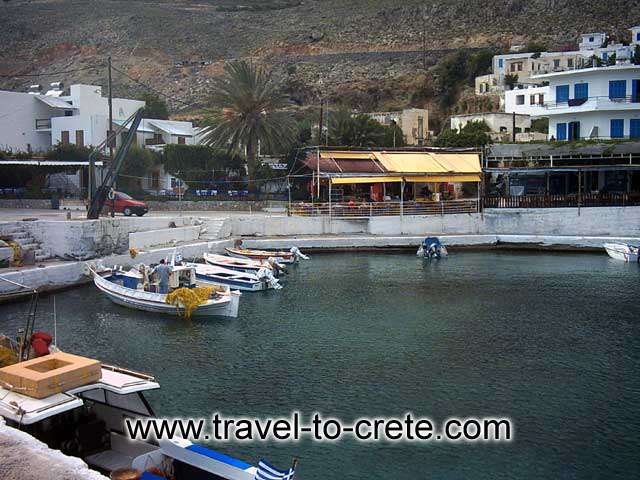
xmin=189 ymin=262 xmax=281 ymax=291
xmin=603 ymin=243 xmax=639 ymax=263
xmin=203 ymin=252 xmax=286 ymax=275
xmin=225 ymin=246 xmax=308 ymax=264
xmin=91 ymin=265 xmax=241 ymax=318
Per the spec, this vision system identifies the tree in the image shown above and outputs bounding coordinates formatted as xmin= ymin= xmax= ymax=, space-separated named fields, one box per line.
xmin=634 ymin=45 xmax=640 ymax=65
xmin=119 ymin=146 xmax=159 ymax=192
xmin=525 ymin=41 xmax=547 ymax=54
xmin=328 ymin=109 xmax=384 ymax=147
xmin=504 ymin=74 xmax=519 ymax=90
xmin=433 ymin=121 xmax=491 ymax=148
xmin=531 ymin=118 xmax=549 ymax=134
xmin=162 ymin=144 xmax=243 ymax=187
xmin=434 ymin=50 xmax=470 ymax=108
xmin=138 ymin=93 xmax=169 ymax=119
xmin=201 ymin=60 xmax=295 ymax=189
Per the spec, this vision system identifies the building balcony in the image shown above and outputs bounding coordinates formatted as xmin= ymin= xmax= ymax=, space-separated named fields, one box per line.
xmin=35 ymin=118 xmax=52 ymax=131
xmin=541 ymin=95 xmax=640 ymax=114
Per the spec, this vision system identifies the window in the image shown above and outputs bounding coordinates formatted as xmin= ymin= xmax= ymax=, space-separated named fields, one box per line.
xmin=609 ymin=80 xmax=627 ymax=99
xmin=530 ymin=95 xmax=536 ymax=105
xmin=498 ymin=59 xmax=504 ymax=68
xmin=61 ymin=130 xmax=69 ymax=145
xmin=637 ymin=32 xmax=640 ymax=42
xmin=568 ymin=58 xmax=574 ymax=68
xmin=178 ymin=136 xmax=186 ymax=145
xmin=553 ymin=59 xmax=560 ymax=69
xmin=574 ymin=83 xmax=589 ymax=100
xmin=631 ymin=119 xmax=640 ymax=139
xmin=539 ymin=94 xmax=545 ymax=105
xmin=610 ymin=119 xmax=624 ymax=138
xmin=75 ymin=130 xmax=84 ymax=147
xmin=589 ymin=36 xmax=594 ymax=42
xmin=556 ymin=85 xmax=570 ymax=103
xmin=516 ymin=95 xmax=525 ymax=105
xmin=557 ymin=123 xmax=567 ymax=141
xmin=602 ymin=52 xmax=608 ymax=61
xmin=64 ymin=110 xmax=73 ymax=117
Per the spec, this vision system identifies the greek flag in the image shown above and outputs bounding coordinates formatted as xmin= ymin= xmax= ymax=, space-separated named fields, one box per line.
xmin=254 ymin=460 xmax=295 ymax=480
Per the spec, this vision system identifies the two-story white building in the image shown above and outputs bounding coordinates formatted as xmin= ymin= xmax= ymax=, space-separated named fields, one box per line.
xmin=532 ymin=64 xmax=640 ymax=140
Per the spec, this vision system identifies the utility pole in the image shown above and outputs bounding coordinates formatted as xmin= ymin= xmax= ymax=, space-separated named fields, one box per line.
xmin=108 ymin=56 xmax=114 ymax=162
xmin=422 ymin=8 xmax=427 ymax=70
xmin=512 ymin=111 xmax=516 ymax=143
xmin=317 ymin=100 xmax=324 ymax=146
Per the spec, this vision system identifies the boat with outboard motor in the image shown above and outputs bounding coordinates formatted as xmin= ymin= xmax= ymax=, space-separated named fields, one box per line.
xmin=203 ymin=252 xmax=286 ymax=276
xmin=417 ymin=237 xmax=448 ymax=260
xmin=604 ymin=243 xmax=639 ymax=263
xmin=90 ymin=263 xmax=241 ymax=318
xmin=189 ymin=262 xmax=281 ymax=291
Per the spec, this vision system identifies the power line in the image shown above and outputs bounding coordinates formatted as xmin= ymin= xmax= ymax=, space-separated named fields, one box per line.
xmin=0 ymin=65 xmax=102 ymax=79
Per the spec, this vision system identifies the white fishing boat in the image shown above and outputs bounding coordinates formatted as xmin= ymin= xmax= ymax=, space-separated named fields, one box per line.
xmin=603 ymin=243 xmax=640 ymax=263
xmin=91 ymin=265 xmax=241 ymax=318
xmin=225 ymin=246 xmax=309 ymax=264
xmin=189 ymin=262 xmax=281 ymax=291
xmin=203 ymin=252 xmax=285 ymax=275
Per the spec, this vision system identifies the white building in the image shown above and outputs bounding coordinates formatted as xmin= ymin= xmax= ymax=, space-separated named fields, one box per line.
xmin=504 ymin=85 xmax=550 ymax=116
xmin=449 ymin=112 xmax=543 ymax=142
xmin=476 ymin=26 xmax=640 ymax=95
xmin=364 ymin=108 xmax=430 ymax=145
xmin=0 ymin=83 xmax=144 ymax=153
xmin=532 ymin=64 xmax=640 ymax=141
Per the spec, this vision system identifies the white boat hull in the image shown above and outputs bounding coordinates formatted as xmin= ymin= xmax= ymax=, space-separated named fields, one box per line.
xmin=603 ymin=243 xmax=639 ymax=263
xmin=190 ymin=263 xmax=269 ymax=292
xmin=225 ymin=247 xmax=296 ymax=264
xmin=93 ymin=273 xmax=240 ymax=318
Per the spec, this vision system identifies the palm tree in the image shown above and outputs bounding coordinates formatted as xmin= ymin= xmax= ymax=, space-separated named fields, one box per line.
xmin=201 ymin=60 xmax=295 ymax=188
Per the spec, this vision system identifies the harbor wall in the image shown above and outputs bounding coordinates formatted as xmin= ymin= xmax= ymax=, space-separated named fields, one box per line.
xmin=0 ymin=417 xmax=108 ymax=480
xmin=226 ymin=206 xmax=640 ymax=238
xmin=129 ymin=225 xmax=202 ymax=250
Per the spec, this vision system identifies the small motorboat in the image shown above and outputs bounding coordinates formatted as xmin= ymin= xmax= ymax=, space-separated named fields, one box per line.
xmin=417 ymin=237 xmax=448 ymax=260
xmin=603 ymin=243 xmax=639 ymax=263
xmin=225 ymin=246 xmax=300 ymax=264
xmin=90 ymin=264 xmax=241 ymax=318
xmin=189 ymin=262 xmax=281 ymax=291
xmin=203 ymin=252 xmax=286 ymax=275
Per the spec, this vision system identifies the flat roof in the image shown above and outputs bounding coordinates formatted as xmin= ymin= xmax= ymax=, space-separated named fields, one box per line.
xmin=532 ymin=63 xmax=640 ymax=79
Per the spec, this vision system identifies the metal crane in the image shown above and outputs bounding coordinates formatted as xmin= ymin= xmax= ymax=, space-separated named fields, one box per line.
xmin=87 ymin=108 xmax=144 ymax=219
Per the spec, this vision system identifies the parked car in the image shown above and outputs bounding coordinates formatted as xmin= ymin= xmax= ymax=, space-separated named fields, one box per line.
xmin=109 ymin=191 xmax=149 ymax=216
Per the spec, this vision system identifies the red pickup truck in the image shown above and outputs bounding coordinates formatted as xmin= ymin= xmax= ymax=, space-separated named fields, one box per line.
xmin=109 ymin=191 xmax=149 ymax=216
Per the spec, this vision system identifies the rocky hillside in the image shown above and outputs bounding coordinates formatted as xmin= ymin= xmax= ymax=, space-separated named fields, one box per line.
xmin=1 ymin=0 xmax=639 ymax=115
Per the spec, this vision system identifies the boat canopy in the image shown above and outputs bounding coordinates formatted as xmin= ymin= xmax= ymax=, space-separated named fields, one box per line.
xmin=0 ymin=365 xmax=159 ymax=425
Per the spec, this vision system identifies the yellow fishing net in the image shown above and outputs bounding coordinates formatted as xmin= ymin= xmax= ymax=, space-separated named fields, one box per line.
xmin=0 ymin=345 xmax=18 ymax=368
xmin=129 ymin=248 xmax=139 ymax=259
xmin=165 ymin=287 xmax=215 ymax=319
xmin=8 ymin=241 xmax=22 ymax=267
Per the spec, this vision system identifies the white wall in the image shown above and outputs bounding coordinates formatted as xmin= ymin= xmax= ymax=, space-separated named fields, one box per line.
xmin=505 ymin=86 xmax=549 ymax=116
xmin=0 ymin=91 xmax=53 ymax=152
xmin=549 ymin=110 xmax=640 ymax=140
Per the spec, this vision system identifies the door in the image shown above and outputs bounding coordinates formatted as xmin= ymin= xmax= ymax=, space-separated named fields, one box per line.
xmin=633 ymin=80 xmax=640 ymax=103
xmin=556 ymin=123 xmax=567 ymax=141
xmin=631 ymin=119 xmax=640 ymax=139
xmin=75 ymin=130 xmax=84 ymax=147
xmin=568 ymin=121 xmax=581 ymax=141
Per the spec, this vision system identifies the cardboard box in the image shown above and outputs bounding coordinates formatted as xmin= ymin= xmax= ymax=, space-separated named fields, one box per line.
xmin=0 ymin=352 xmax=102 ymax=399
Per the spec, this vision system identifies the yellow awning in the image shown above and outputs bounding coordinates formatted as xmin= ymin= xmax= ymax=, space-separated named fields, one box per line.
xmin=330 ymin=176 xmax=402 ymax=184
xmin=372 ymin=152 xmax=481 ymax=174
xmin=405 ymin=174 xmax=481 ymax=183
xmin=320 ymin=151 xmax=374 ymax=160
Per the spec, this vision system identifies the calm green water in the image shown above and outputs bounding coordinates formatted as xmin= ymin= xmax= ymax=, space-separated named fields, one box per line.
xmin=2 ymin=252 xmax=640 ymax=479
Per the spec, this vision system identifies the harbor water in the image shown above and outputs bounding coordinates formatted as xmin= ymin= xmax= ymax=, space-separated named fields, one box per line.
xmin=2 ymin=252 xmax=639 ymax=479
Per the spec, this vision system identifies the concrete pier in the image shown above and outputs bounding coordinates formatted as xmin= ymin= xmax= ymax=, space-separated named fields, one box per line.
xmin=0 ymin=417 xmax=107 ymax=480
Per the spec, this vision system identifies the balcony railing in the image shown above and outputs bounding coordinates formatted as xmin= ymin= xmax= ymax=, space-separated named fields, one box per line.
xmin=543 ymin=95 xmax=640 ymax=110
xmin=35 ymin=118 xmax=52 ymax=130
xmin=289 ymin=199 xmax=480 ymax=218
xmin=484 ymin=193 xmax=640 ymax=209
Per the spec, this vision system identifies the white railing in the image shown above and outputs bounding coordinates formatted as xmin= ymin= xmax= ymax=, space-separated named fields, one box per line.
xmin=289 ymin=199 xmax=480 ymax=218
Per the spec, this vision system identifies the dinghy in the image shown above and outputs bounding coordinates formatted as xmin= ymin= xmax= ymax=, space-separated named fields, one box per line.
xmin=189 ymin=263 xmax=281 ymax=291
xmin=90 ymin=265 xmax=240 ymax=318
xmin=203 ymin=252 xmax=286 ymax=275
xmin=417 ymin=237 xmax=448 ymax=260
xmin=603 ymin=243 xmax=639 ymax=263
xmin=225 ymin=246 xmax=308 ymax=264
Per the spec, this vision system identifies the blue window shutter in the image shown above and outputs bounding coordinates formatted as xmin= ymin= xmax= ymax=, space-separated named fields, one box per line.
xmin=498 ymin=59 xmax=503 ymax=68
xmin=610 ymin=119 xmax=624 ymax=138
xmin=557 ymin=123 xmax=567 ymax=140
xmin=602 ymin=52 xmax=608 ymax=61
xmin=630 ymin=119 xmax=640 ymax=139
xmin=609 ymin=80 xmax=626 ymax=99
xmin=556 ymin=85 xmax=569 ymax=103
xmin=637 ymin=32 xmax=640 ymax=41
xmin=574 ymin=83 xmax=588 ymax=99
